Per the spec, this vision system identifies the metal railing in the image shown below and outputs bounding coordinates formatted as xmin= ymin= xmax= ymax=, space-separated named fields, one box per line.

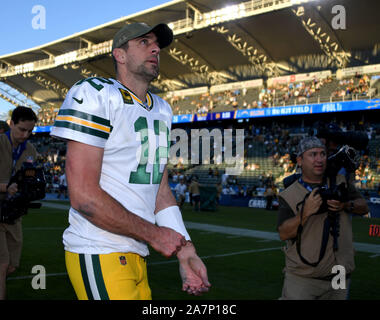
xmin=0 ymin=0 xmax=302 ymax=77
xmin=0 ymin=41 xmax=113 ymax=77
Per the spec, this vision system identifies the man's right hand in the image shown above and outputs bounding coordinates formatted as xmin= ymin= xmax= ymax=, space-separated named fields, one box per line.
xmin=150 ymin=226 xmax=187 ymax=258
xmin=304 ymin=188 xmax=323 ymax=217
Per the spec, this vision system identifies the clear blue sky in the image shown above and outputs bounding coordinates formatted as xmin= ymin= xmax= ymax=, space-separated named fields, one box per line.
xmin=0 ymin=0 xmax=170 ymax=119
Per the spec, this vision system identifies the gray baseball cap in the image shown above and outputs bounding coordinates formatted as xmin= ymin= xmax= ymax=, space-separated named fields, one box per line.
xmin=112 ymin=22 xmax=173 ymax=50
xmin=297 ymin=136 xmax=326 ymax=157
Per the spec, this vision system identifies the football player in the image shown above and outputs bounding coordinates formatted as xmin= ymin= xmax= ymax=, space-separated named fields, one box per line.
xmin=51 ymin=22 xmax=210 ymax=300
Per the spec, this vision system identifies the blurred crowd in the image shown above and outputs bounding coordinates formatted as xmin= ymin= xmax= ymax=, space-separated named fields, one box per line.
xmin=331 ymin=74 xmax=371 ymax=100
xmin=167 ymin=118 xmax=380 ymax=199
xmin=257 ymin=76 xmax=333 ymax=108
xmin=34 ymin=73 xmax=379 ymax=125
xmin=164 ymin=73 xmax=378 ymax=116
xmin=29 ymin=135 xmax=67 ymax=195
xmin=36 ymin=105 xmax=58 ymax=126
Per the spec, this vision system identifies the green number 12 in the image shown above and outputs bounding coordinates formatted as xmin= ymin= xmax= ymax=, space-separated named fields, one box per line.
xmin=129 ymin=116 xmax=169 ymax=184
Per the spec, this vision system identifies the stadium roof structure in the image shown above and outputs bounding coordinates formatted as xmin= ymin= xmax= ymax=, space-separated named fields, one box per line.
xmin=0 ymin=0 xmax=379 ymax=110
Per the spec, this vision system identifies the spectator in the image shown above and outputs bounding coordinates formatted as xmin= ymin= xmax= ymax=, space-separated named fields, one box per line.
xmin=189 ymin=177 xmax=201 ymax=212
xmin=221 ymin=172 xmax=229 ymax=186
xmin=57 ymin=172 xmax=68 ymax=199
xmin=174 ymin=178 xmax=187 ymax=209
xmin=264 ymin=184 xmax=275 ymax=210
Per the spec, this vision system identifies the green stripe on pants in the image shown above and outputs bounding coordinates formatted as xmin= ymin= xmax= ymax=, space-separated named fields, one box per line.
xmin=79 ymin=254 xmax=94 ymax=300
xmin=91 ymin=255 xmax=110 ymax=300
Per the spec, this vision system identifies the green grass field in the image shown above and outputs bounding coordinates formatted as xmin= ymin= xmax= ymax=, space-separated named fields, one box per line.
xmin=6 ymin=201 xmax=380 ymax=300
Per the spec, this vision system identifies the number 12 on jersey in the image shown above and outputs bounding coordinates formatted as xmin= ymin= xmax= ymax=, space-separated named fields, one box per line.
xmin=129 ymin=116 xmax=169 ymax=185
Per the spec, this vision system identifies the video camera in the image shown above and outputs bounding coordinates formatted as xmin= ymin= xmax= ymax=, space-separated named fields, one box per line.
xmin=316 ymin=124 xmax=366 ymax=213
xmin=0 ymin=162 xmax=46 ymax=224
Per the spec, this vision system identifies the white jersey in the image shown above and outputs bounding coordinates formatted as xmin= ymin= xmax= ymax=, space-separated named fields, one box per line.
xmin=174 ymin=183 xmax=187 ymax=196
xmin=50 ymin=77 xmax=172 ymax=256
xmin=59 ymin=173 xmax=67 ymax=186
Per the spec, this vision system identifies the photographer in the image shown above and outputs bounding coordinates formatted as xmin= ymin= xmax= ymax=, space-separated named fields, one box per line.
xmin=277 ymin=137 xmax=368 ymax=300
xmin=0 ymin=106 xmax=38 ymax=300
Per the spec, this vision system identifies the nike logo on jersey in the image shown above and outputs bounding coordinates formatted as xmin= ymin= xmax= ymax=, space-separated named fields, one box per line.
xmin=73 ymin=97 xmax=83 ymax=104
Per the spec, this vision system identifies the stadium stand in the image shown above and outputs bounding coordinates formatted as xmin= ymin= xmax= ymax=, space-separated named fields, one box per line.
xmin=164 ymin=70 xmax=379 ymax=115
xmin=29 ymin=68 xmax=378 ymax=125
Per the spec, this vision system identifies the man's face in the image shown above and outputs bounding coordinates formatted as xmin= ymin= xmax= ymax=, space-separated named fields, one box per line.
xmin=10 ymin=119 xmax=36 ymax=145
xmin=297 ymin=147 xmax=327 ymax=181
xmin=122 ymin=32 xmax=161 ymax=82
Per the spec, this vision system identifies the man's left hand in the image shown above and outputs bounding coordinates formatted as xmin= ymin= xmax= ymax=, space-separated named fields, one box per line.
xmin=177 ymin=242 xmax=211 ymax=296
xmin=327 ymin=199 xmax=345 ymax=212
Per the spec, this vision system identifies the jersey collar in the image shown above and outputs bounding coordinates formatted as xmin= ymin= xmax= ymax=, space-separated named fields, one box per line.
xmin=116 ymin=80 xmax=153 ymax=111
xmin=129 ymin=90 xmax=153 ymax=111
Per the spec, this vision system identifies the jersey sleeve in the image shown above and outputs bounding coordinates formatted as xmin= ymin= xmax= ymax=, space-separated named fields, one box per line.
xmin=50 ymin=77 xmax=113 ymax=148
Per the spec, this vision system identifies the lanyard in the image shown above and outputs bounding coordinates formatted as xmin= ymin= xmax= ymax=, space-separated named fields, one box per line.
xmin=5 ymin=130 xmax=27 ymax=174
xmin=298 ymin=177 xmax=328 ymax=192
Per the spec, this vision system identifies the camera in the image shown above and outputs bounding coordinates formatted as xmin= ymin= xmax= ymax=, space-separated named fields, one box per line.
xmin=0 ymin=162 xmax=46 ymax=224
xmin=317 ymin=122 xmax=366 ymax=178
xmin=316 ymin=182 xmax=349 ymax=214
xmin=325 ymin=144 xmax=360 ymax=178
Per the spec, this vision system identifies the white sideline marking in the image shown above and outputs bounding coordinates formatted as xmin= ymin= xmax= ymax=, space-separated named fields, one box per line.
xmin=185 ymin=221 xmax=380 ymax=255
xmin=23 ymin=219 xmax=380 ymax=255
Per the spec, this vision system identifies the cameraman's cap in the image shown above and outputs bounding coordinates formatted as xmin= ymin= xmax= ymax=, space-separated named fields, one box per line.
xmin=112 ymin=22 xmax=173 ymax=50
xmin=297 ymin=136 xmax=326 ymax=157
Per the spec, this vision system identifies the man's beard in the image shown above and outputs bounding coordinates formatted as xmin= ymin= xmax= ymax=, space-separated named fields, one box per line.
xmin=136 ymin=63 xmax=159 ymax=83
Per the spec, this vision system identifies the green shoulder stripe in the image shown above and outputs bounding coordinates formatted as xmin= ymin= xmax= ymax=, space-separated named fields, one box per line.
xmin=54 ymin=120 xmax=109 ymax=139
xmin=58 ymin=109 xmax=110 ymax=127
